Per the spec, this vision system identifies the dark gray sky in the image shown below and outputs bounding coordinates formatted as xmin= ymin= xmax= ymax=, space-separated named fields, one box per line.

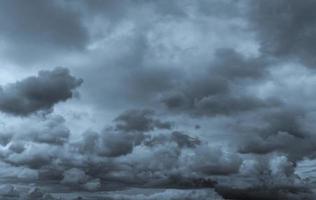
xmin=0 ymin=0 xmax=316 ymax=199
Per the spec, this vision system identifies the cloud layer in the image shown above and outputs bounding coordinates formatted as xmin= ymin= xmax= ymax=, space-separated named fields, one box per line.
xmin=1 ymin=0 xmax=316 ymax=199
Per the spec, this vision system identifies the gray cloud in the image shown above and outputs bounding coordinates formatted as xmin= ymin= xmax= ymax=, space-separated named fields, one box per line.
xmin=115 ymin=109 xmax=172 ymax=132
xmin=77 ymin=129 xmax=141 ymax=157
xmin=76 ymin=109 xmax=173 ymax=158
xmin=0 ymin=185 xmax=19 ymax=198
xmin=215 ymin=184 xmax=315 ymax=200
xmin=101 ymin=189 xmax=223 ymax=200
xmin=0 ymin=110 xmax=241 ymax=193
xmin=0 ymin=0 xmax=89 ymax=64
xmin=216 ymin=156 xmax=315 ymax=200
xmin=237 ymin=108 xmax=316 ymax=162
xmin=144 ymin=131 xmax=201 ymax=149
xmin=248 ymin=0 xmax=316 ymax=67
xmin=161 ymin=48 xmax=279 ymax=116
xmin=0 ymin=67 xmax=82 ymax=116
xmin=1 ymin=0 xmax=316 ymax=199
xmin=0 ymin=115 xmax=70 ymax=148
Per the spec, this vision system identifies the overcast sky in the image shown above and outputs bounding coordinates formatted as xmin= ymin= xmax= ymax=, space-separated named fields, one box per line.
xmin=0 ymin=0 xmax=316 ymax=199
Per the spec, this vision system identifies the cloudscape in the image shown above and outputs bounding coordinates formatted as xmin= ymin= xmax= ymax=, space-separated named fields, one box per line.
xmin=0 ymin=0 xmax=316 ymax=199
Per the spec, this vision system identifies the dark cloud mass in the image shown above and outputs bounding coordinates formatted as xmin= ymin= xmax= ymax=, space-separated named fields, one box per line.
xmin=0 ymin=67 xmax=82 ymax=116
xmin=1 ymin=0 xmax=316 ymax=199
xmin=115 ymin=109 xmax=173 ymax=132
xmin=0 ymin=0 xmax=89 ymax=64
xmin=161 ymin=48 xmax=279 ymax=116
xmin=249 ymin=0 xmax=316 ymax=67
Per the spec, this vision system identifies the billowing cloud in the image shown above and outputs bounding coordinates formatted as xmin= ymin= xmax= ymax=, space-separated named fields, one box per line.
xmin=1 ymin=0 xmax=316 ymax=199
xmin=216 ymin=156 xmax=315 ymax=200
xmin=160 ymin=48 xmax=279 ymax=116
xmin=0 ymin=110 xmax=242 ymax=195
xmin=0 ymin=67 xmax=82 ymax=116
xmin=237 ymin=108 xmax=316 ymax=162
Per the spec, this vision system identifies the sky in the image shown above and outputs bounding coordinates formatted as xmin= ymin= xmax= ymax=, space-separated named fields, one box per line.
xmin=0 ymin=0 xmax=316 ymax=199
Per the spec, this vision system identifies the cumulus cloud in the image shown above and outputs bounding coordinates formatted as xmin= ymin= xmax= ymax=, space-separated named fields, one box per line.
xmin=74 ymin=109 xmax=174 ymax=157
xmin=0 ymin=67 xmax=82 ymax=116
xmin=1 ymin=0 xmax=316 ymax=199
xmin=0 ymin=115 xmax=70 ymax=147
xmin=237 ymin=108 xmax=316 ymax=162
xmin=216 ymin=155 xmax=315 ymax=200
xmin=0 ymin=109 xmax=242 ymax=194
xmin=77 ymin=129 xmax=140 ymax=157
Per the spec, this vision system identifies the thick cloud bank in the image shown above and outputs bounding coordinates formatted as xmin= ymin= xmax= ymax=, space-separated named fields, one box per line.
xmin=1 ymin=0 xmax=316 ymax=199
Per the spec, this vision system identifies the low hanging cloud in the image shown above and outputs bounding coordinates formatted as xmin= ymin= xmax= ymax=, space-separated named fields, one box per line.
xmin=215 ymin=155 xmax=315 ymax=200
xmin=0 ymin=109 xmax=243 ymax=194
xmin=0 ymin=67 xmax=83 ymax=116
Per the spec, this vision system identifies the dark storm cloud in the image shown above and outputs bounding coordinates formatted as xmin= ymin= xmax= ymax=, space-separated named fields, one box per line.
xmin=8 ymin=142 xmax=25 ymax=154
xmin=77 ymin=109 xmax=173 ymax=157
xmin=161 ymin=48 xmax=278 ymax=116
xmin=0 ymin=0 xmax=89 ymax=64
xmin=191 ymin=94 xmax=277 ymax=116
xmin=74 ymin=0 xmax=247 ymax=111
xmin=80 ymin=0 xmax=240 ymax=20
xmin=101 ymin=189 xmax=223 ymax=200
xmin=2 ymin=0 xmax=316 ymax=199
xmin=143 ymin=131 xmax=201 ymax=148
xmin=0 ymin=132 xmax=12 ymax=146
xmin=0 ymin=110 xmax=242 ymax=192
xmin=215 ymin=185 xmax=315 ymax=200
xmin=212 ymin=48 xmax=266 ymax=80
xmin=238 ymin=108 xmax=316 ymax=162
xmin=106 ymin=45 xmax=269 ymax=116
xmin=0 ymin=67 xmax=82 ymax=116
xmin=80 ymin=46 xmax=179 ymax=110
xmin=215 ymin=156 xmax=315 ymax=200
xmin=248 ymin=0 xmax=316 ymax=67
xmin=187 ymin=145 xmax=242 ymax=176
xmin=115 ymin=109 xmax=172 ymax=132
xmin=77 ymin=129 xmax=142 ymax=157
